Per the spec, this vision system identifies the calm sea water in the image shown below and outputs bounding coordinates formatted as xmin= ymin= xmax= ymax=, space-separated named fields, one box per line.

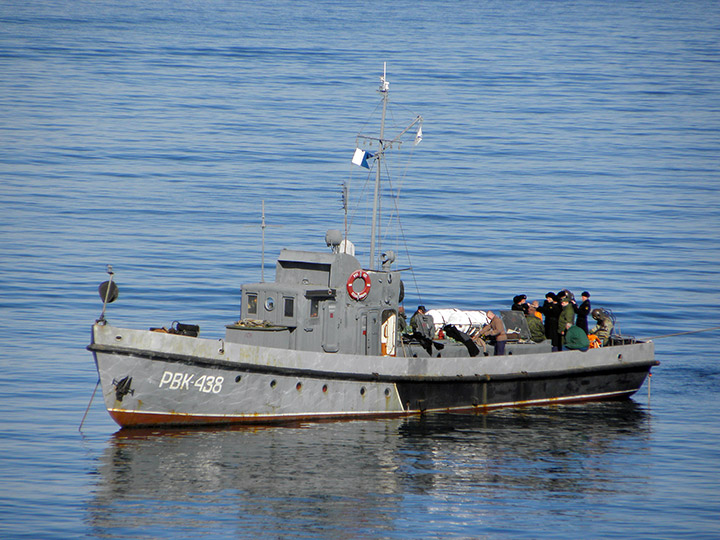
xmin=1 ymin=1 xmax=719 ymax=538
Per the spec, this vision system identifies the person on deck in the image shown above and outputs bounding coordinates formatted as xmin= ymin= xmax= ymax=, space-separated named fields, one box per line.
xmin=526 ymin=306 xmax=546 ymax=343
xmin=530 ymin=300 xmax=543 ymax=320
xmin=558 ymin=296 xmax=576 ymax=348
xmin=512 ymin=295 xmax=528 ymax=314
xmin=397 ymin=306 xmax=408 ymax=334
xmin=410 ymin=305 xmax=435 ymax=340
xmin=557 ymin=289 xmax=575 ymax=304
xmin=590 ymin=308 xmax=614 ymax=345
xmin=564 ymin=323 xmax=590 ymax=351
xmin=575 ymin=291 xmax=591 ymax=334
xmin=479 ymin=310 xmax=507 ymax=356
xmin=538 ymin=292 xmax=561 ymax=351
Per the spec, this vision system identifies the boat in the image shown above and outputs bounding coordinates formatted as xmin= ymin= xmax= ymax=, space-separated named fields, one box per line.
xmin=88 ymin=67 xmax=658 ymax=429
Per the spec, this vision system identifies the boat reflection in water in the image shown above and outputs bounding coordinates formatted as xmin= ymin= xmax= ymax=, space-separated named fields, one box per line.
xmin=87 ymin=402 xmax=651 ymax=537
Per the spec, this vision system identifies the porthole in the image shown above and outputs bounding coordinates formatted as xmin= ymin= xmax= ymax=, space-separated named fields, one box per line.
xmin=296 ymin=382 xmax=302 ymax=391
xmin=270 ymin=379 xmax=277 ymax=388
xmin=265 ymin=297 xmax=275 ymax=311
xmin=322 ymin=384 xmax=328 ymax=393
xmin=617 ymin=354 xmax=623 ymax=360
xmin=384 ymin=388 xmax=390 ymax=397
xmin=235 ymin=375 xmax=242 ymax=383
xmin=360 ymin=387 xmax=366 ymax=396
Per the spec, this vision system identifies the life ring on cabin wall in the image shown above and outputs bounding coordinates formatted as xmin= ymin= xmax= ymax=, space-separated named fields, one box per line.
xmin=347 ymin=269 xmax=371 ymax=301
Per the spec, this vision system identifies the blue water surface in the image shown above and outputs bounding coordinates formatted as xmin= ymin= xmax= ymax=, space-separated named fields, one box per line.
xmin=1 ymin=1 xmax=719 ymax=538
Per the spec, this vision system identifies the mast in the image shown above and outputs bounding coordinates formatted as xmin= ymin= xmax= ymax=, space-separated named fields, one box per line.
xmin=369 ymin=63 xmax=389 ymax=270
xmin=357 ymin=64 xmax=422 ymax=269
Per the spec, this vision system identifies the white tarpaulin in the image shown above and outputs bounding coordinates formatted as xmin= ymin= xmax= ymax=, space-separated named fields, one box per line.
xmin=426 ymin=308 xmax=489 ymax=333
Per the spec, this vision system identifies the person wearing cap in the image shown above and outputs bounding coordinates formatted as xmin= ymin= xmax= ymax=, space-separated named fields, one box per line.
xmin=410 ymin=305 xmax=434 ymax=340
xmin=575 ymin=291 xmax=591 ymax=334
xmin=512 ymin=294 xmax=528 ymax=314
xmin=479 ymin=310 xmax=507 ymax=355
xmin=558 ymin=289 xmax=574 ymax=302
xmin=538 ymin=292 xmax=561 ymax=351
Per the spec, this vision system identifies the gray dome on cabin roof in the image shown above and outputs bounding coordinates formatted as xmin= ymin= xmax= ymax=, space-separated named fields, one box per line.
xmin=325 ymin=229 xmax=342 ymax=248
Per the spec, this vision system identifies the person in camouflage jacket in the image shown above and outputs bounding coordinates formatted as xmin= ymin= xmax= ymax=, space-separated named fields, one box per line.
xmin=590 ymin=308 xmax=614 ymax=345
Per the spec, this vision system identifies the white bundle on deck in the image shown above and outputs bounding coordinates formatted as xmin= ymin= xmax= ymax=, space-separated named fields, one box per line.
xmin=426 ymin=308 xmax=489 ymax=334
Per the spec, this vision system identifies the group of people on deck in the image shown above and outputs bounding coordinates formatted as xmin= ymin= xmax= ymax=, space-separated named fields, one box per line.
xmin=512 ymin=290 xmax=614 ymax=352
xmin=403 ymin=289 xmax=615 ymax=357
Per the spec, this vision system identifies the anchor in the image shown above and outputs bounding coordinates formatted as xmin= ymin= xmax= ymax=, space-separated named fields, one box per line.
xmin=112 ymin=376 xmax=134 ymax=402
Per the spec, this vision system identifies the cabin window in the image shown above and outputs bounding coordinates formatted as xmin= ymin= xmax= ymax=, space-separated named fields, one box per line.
xmin=247 ymin=294 xmax=257 ymax=315
xmin=284 ymin=297 xmax=294 ymax=317
xmin=310 ymin=298 xmax=319 ymax=318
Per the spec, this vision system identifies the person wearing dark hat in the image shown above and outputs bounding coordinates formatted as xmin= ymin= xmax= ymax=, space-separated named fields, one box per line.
xmin=538 ymin=292 xmax=561 ymax=351
xmin=410 ymin=305 xmax=434 ymax=340
xmin=575 ymin=291 xmax=591 ymax=334
xmin=558 ymin=289 xmax=575 ymax=302
xmin=512 ymin=294 xmax=528 ymax=314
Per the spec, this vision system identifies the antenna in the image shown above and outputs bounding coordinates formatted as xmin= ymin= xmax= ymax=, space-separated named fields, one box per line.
xmin=369 ymin=63 xmax=389 ymax=269
xmin=245 ymin=200 xmax=281 ymax=282
xmin=261 ymin=200 xmax=266 ymax=282
xmin=342 ymin=182 xmax=349 ymax=252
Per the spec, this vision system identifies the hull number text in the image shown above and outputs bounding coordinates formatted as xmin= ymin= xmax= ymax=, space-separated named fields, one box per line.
xmin=159 ymin=371 xmax=224 ymax=393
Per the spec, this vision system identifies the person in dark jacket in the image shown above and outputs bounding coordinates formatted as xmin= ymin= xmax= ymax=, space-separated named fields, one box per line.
xmin=410 ymin=305 xmax=434 ymax=339
xmin=538 ymin=292 xmax=561 ymax=351
xmin=574 ymin=291 xmax=591 ymax=334
xmin=512 ymin=294 xmax=528 ymax=314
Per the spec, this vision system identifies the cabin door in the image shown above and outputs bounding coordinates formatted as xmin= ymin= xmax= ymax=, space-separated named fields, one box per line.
xmin=321 ymin=301 xmax=339 ymax=353
xmin=381 ymin=309 xmax=397 ymax=356
xmin=361 ymin=310 xmax=380 ymax=356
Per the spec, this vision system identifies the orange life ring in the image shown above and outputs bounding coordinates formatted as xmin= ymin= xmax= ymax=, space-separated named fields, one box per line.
xmin=347 ymin=269 xmax=371 ymax=301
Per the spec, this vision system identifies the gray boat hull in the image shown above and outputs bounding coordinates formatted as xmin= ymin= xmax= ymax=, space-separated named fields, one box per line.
xmin=89 ymin=323 xmax=657 ymax=428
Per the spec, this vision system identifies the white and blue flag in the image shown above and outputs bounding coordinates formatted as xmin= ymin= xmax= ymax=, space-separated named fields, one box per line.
xmin=352 ymin=148 xmax=372 ymax=169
